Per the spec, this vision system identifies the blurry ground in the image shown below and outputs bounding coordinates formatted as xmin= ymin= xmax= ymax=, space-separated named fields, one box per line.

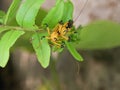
xmin=0 ymin=0 xmax=120 ymax=90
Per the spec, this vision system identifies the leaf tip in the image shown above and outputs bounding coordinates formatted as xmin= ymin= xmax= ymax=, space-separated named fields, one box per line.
xmin=77 ymin=56 xmax=84 ymax=62
xmin=0 ymin=63 xmax=7 ymax=68
xmin=41 ymin=63 xmax=49 ymax=68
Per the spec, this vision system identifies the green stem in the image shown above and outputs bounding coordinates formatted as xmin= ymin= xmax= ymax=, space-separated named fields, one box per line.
xmin=0 ymin=25 xmax=44 ymax=32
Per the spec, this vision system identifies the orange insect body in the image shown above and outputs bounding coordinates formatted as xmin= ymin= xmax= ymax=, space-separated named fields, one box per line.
xmin=46 ymin=20 xmax=73 ymax=47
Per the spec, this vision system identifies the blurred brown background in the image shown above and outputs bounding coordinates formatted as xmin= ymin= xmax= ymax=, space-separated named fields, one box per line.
xmin=0 ymin=0 xmax=120 ymax=90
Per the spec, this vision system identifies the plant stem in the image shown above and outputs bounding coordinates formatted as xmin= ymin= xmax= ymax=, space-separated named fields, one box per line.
xmin=0 ymin=25 xmax=44 ymax=32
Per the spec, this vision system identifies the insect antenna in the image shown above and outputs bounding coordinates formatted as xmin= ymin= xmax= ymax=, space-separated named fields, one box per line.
xmin=73 ymin=0 xmax=88 ymax=23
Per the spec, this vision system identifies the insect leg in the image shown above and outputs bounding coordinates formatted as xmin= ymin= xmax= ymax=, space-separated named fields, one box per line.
xmin=47 ymin=27 xmax=51 ymax=35
xmin=61 ymin=35 xmax=69 ymax=40
xmin=44 ymin=23 xmax=51 ymax=35
xmin=52 ymin=41 xmax=61 ymax=47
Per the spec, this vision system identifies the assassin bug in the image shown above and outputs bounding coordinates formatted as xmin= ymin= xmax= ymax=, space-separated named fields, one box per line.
xmin=45 ymin=20 xmax=73 ymax=48
xmin=43 ymin=0 xmax=88 ymax=48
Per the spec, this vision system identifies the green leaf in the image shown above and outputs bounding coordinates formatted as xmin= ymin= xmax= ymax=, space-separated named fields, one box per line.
xmin=0 ymin=11 xmax=6 ymax=24
xmin=61 ymin=1 xmax=73 ymax=22
xmin=66 ymin=42 xmax=83 ymax=61
xmin=16 ymin=0 xmax=45 ymax=28
xmin=42 ymin=0 xmax=64 ymax=28
xmin=56 ymin=0 xmax=62 ymax=5
xmin=35 ymin=9 xmax=47 ymax=26
xmin=4 ymin=0 xmax=21 ymax=25
xmin=31 ymin=33 xmax=50 ymax=68
xmin=13 ymin=32 xmax=34 ymax=52
xmin=0 ymin=30 xmax=25 ymax=68
xmin=77 ymin=20 xmax=120 ymax=50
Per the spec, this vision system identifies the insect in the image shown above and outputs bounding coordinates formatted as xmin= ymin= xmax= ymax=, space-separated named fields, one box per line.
xmin=45 ymin=20 xmax=73 ymax=48
xmin=43 ymin=0 xmax=88 ymax=48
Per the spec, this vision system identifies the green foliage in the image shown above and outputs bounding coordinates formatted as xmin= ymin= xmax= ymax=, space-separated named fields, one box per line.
xmin=4 ymin=0 xmax=21 ymax=25
xmin=16 ymin=0 xmax=45 ymax=28
xmin=0 ymin=11 xmax=5 ymax=24
xmin=62 ymin=1 xmax=73 ymax=22
xmin=0 ymin=30 xmax=24 ymax=67
xmin=42 ymin=0 xmax=73 ymax=28
xmin=31 ymin=33 xmax=50 ymax=68
xmin=42 ymin=0 xmax=64 ymax=28
xmin=0 ymin=0 xmax=120 ymax=68
xmin=77 ymin=20 xmax=120 ymax=50
xmin=12 ymin=32 xmax=34 ymax=52
xmin=35 ymin=9 xmax=47 ymax=26
xmin=66 ymin=42 xmax=83 ymax=61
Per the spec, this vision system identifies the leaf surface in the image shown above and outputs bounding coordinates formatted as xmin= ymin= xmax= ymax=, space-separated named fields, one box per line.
xmin=4 ymin=0 xmax=21 ymax=25
xmin=66 ymin=42 xmax=83 ymax=61
xmin=16 ymin=0 xmax=45 ymax=28
xmin=42 ymin=0 xmax=64 ymax=28
xmin=77 ymin=21 xmax=120 ymax=49
xmin=62 ymin=1 xmax=73 ymax=22
xmin=32 ymin=33 xmax=50 ymax=68
xmin=0 ymin=30 xmax=24 ymax=67
xmin=0 ymin=11 xmax=5 ymax=24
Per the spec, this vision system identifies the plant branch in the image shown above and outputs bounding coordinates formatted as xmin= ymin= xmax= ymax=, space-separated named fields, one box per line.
xmin=0 ymin=25 xmax=45 ymax=32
